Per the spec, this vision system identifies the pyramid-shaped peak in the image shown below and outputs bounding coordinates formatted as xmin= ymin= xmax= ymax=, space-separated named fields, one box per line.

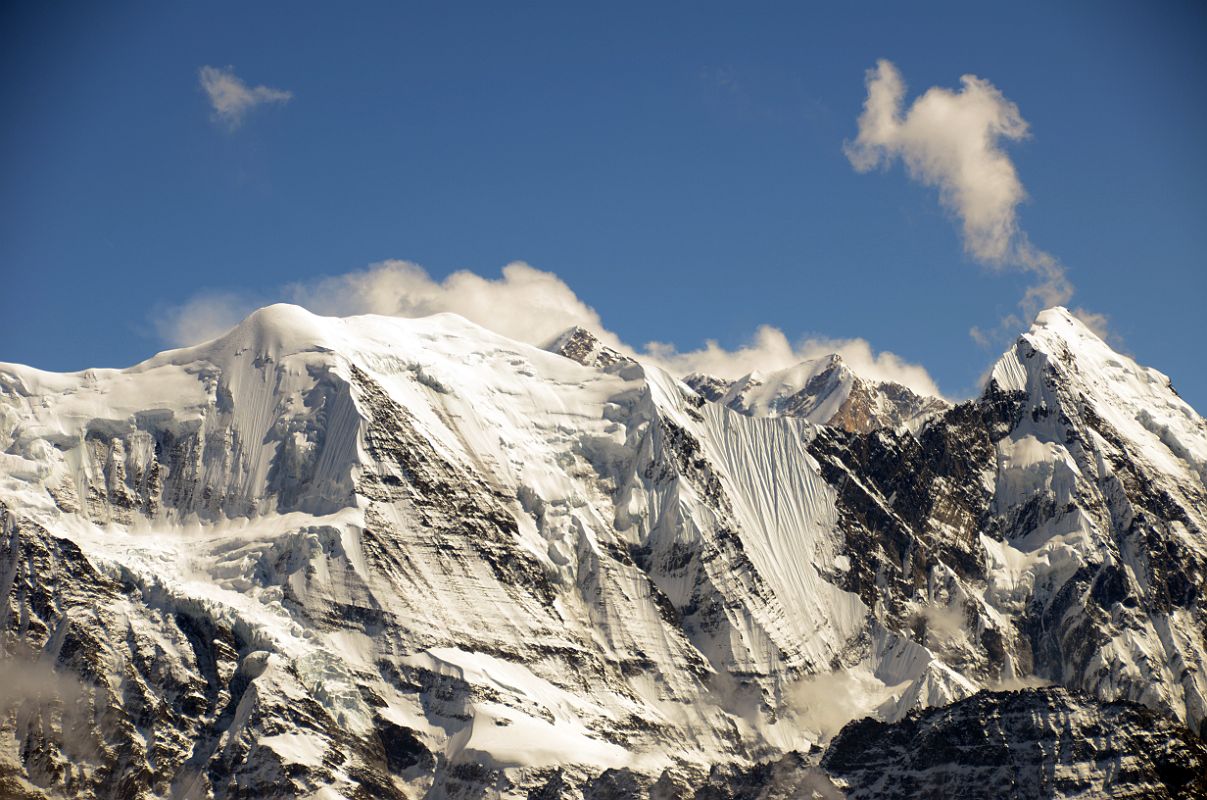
xmin=1019 ymin=308 xmax=1129 ymax=371
xmin=548 ymin=325 xmax=600 ymax=351
xmin=1029 ymin=306 xmax=1104 ymax=344
xmin=987 ymin=307 xmax=1118 ymax=394
xmin=546 ymin=326 xmax=633 ymax=371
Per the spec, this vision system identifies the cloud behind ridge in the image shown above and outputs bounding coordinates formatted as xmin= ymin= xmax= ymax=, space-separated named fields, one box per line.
xmin=157 ymin=260 xmax=944 ymax=398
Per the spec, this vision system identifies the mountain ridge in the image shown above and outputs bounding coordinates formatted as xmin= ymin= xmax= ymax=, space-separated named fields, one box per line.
xmin=0 ymin=304 xmax=1204 ymax=799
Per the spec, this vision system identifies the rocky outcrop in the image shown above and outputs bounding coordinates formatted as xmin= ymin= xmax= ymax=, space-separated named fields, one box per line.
xmin=547 ymin=327 xmax=635 ymax=372
xmin=823 ymin=688 xmax=1207 ymax=799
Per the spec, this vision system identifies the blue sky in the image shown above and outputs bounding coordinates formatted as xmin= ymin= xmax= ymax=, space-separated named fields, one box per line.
xmin=2 ymin=1 xmax=1205 ymax=405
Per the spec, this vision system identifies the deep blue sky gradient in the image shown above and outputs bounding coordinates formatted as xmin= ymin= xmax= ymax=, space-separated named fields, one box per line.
xmin=2 ymin=1 xmax=1205 ymax=404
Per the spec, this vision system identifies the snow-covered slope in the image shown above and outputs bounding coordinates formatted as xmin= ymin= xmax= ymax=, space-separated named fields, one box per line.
xmin=984 ymin=309 xmax=1207 ymax=727
xmin=0 ymin=305 xmax=1204 ymax=799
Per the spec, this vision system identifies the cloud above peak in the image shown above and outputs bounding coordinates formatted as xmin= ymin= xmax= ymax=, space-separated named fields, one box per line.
xmin=199 ymin=65 xmax=292 ymax=129
xmin=156 ymin=260 xmax=945 ymax=399
xmin=288 ymin=261 xmax=626 ymax=353
xmin=844 ymin=59 xmax=1091 ymax=340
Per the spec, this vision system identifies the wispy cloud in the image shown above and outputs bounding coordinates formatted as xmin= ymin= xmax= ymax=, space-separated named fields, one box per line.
xmin=844 ymin=59 xmax=1107 ymax=343
xmin=199 ymin=65 xmax=292 ymax=130
xmin=156 ymin=260 xmax=946 ymax=398
xmin=155 ymin=290 xmax=261 ymax=348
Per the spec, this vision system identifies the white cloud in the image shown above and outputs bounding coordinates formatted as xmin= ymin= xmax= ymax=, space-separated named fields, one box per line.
xmin=644 ymin=325 xmax=942 ymax=397
xmin=286 ymin=260 xmax=627 ymax=352
xmin=157 ymin=260 xmax=946 ymax=398
xmin=199 ymin=65 xmax=292 ymax=129
xmin=845 ymin=60 xmax=1030 ymax=265
xmin=845 ymin=60 xmax=1101 ymax=341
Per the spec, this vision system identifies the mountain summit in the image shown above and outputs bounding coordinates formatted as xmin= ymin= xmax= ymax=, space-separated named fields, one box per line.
xmin=1 ymin=306 xmax=1204 ymax=799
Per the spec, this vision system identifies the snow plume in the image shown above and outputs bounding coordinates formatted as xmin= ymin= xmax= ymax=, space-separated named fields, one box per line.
xmin=199 ymin=65 xmax=292 ymax=129
xmin=157 ymin=260 xmax=945 ymax=398
xmin=918 ymin=604 xmax=969 ymax=649
xmin=1065 ymin=306 xmax=1112 ymax=341
xmin=155 ymin=290 xmax=261 ymax=347
xmin=845 ymin=60 xmax=1105 ymax=341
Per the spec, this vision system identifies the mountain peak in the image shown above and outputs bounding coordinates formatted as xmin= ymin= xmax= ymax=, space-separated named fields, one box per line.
xmin=1028 ymin=306 xmax=1104 ymax=348
xmin=990 ymin=304 xmax=1207 ymax=486
xmin=990 ymin=306 xmax=1116 ymax=394
xmin=212 ymin=302 xmax=331 ymax=350
xmin=546 ymin=325 xmax=634 ymax=370
xmin=547 ymin=325 xmax=598 ymax=351
xmin=1032 ymin=305 xmax=1080 ymax=326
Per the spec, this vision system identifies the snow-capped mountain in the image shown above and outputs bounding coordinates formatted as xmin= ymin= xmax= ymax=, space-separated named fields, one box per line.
xmin=0 ymin=305 xmax=1204 ymax=799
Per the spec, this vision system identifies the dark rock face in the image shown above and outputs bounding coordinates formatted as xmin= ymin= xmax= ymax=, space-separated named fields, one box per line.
xmin=823 ymin=370 xmax=948 ymax=436
xmin=351 ymin=364 xmax=559 ymax=609
xmin=683 ymin=374 xmax=730 ymax=404
xmin=804 ymin=388 xmax=1023 ymax=682
xmin=805 ymin=352 xmax=1207 ymax=734
xmin=691 ymin=751 xmax=844 ymax=800
xmin=376 ymin=719 xmax=434 ymax=775
xmin=822 ymin=688 xmax=1207 ymax=800
xmin=548 ymin=327 xmax=635 ymax=371
xmin=0 ymin=502 xmax=408 ymax=800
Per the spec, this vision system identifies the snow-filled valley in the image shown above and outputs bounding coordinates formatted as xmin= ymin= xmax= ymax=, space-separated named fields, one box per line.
xmin=1 ymin=305 xmax=1205 ymax=799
